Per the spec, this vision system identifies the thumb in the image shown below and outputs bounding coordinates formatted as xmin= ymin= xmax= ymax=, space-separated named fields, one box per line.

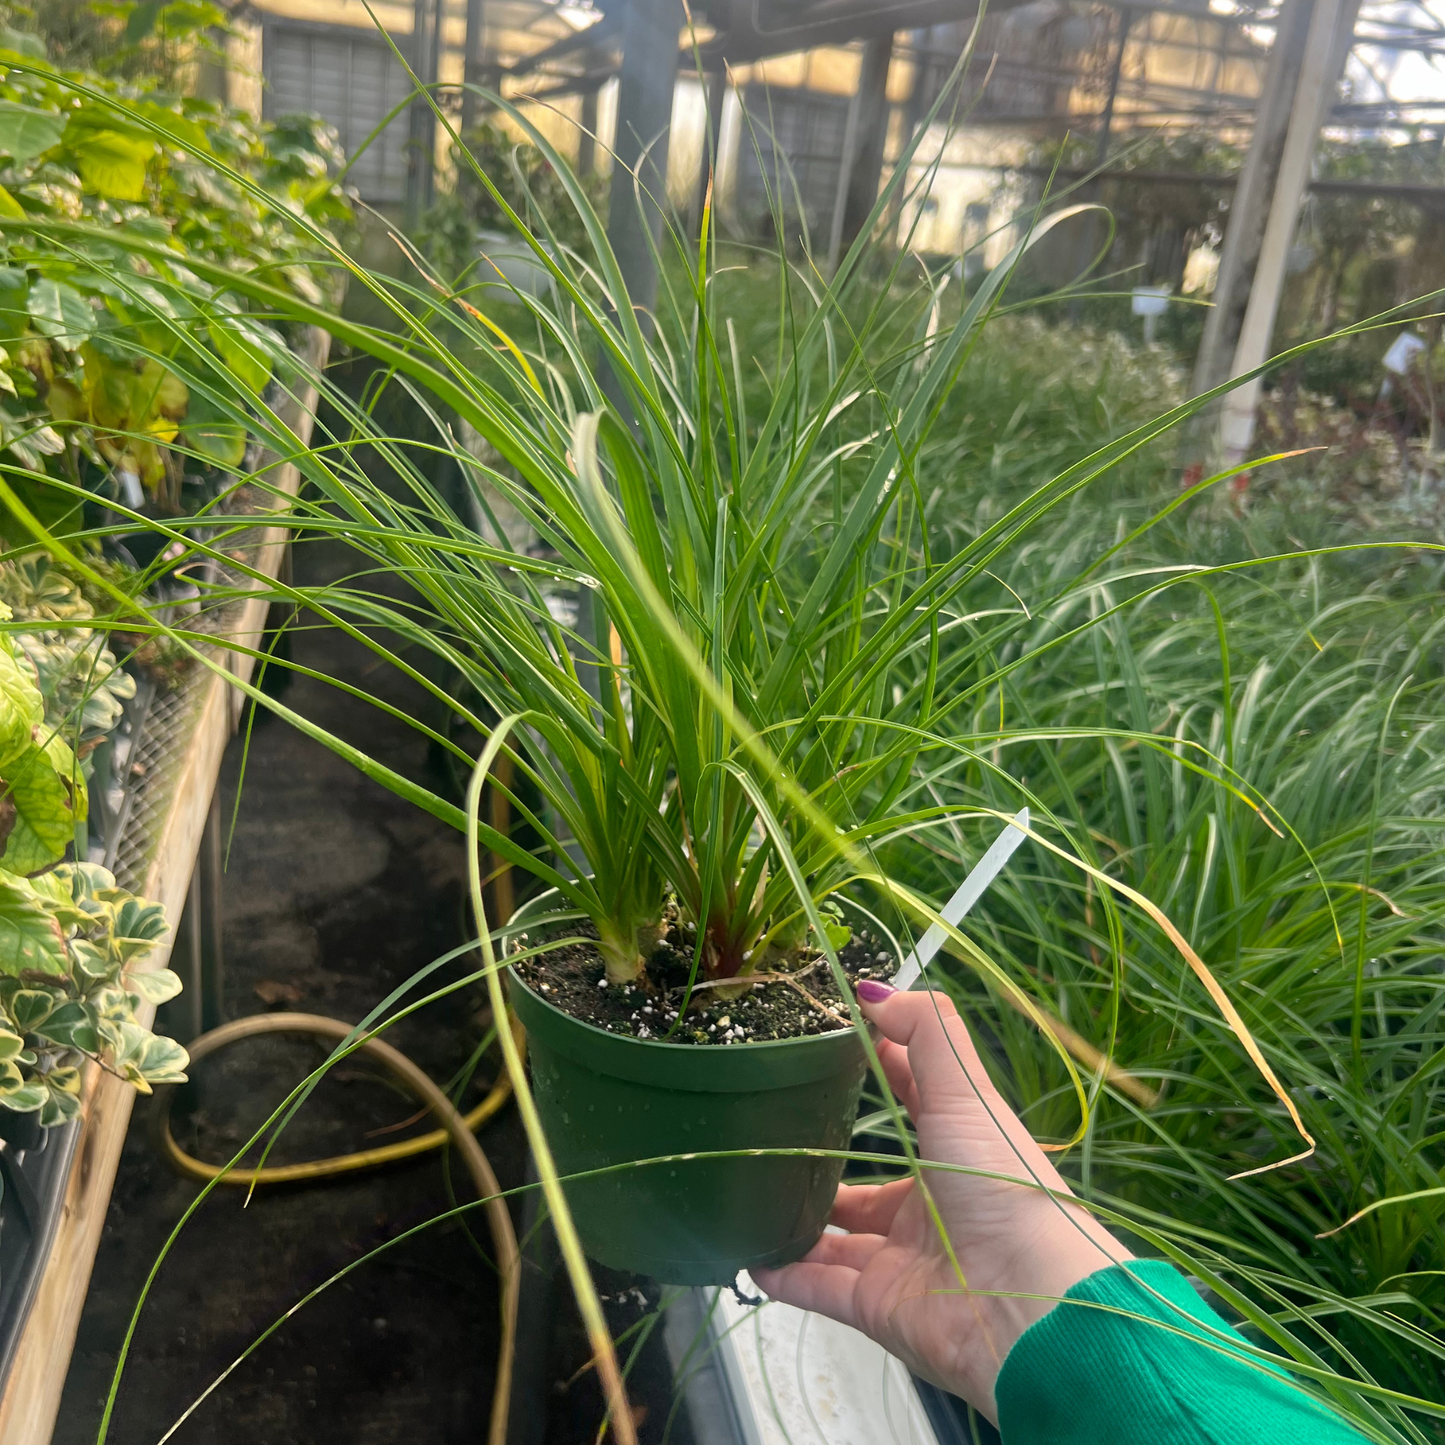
xmin=856 ymin=983 xmax=995 ymax=1104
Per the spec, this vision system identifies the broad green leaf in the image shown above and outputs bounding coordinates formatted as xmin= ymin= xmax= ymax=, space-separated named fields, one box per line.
xmin=40 ymin=730 xmax=86 ymax=826
xmin=59 ymin=862 xmax=116 ymax=900
xmin=184 ymin=417 xmax=246 ymax=467
xmin=28 ymin=277 xmax=94 ymax=350
xmin=70 ymin=938 xmax=111 ymax=981
xmin=0 ymin=873 xmax=66 ymax=975
xmin=33 ymin=999 xmax=99 ymax=1052
xmin=0 ymin=740 xmax=83 ymax=876
xmin=125 ymin=967 xmax=181 ymax=1005
xmin=0 ymin=103 xmax=65 ymax=163
xmin=30 ymin=871 xmax=93 ymax=931
xmin=28 ymin=869 xmax=77 ymax=908
xmin=0 ymin=1026 xmax=23 ymax=1062
xmin=0 ymin=633 xmax=43 ymax=771
xmin=92 ymin=1011 xmax=125 ymax=1054
xmin=207 ymin=312 xmax=273 ymax=394
xmin=137 ymin=358 xmax=188 ymax=420
xmin=67 ymin=127 xmax=158 ymax=202
xmin=0 ymin=1080 xmax=46 ymax=1112
xmin=131 ymin=100 xmax=209 ymax=156
xmin=9 ymin=988 xmax=55 ymax=1032
xmin=0 ymin=184 xmax=24 ymax=220
xmin=113 ymin=897 xmax=168 ymax=958
xmin=0 ymin=271 xmax=27 ymax=346
xmin=124 ymin=0 xmax=164 ymax=43
xmin=0 ymin=25 xmax=46 ymax=61
xmin=39 ymin=1084 xmax=81 ymax=1125
xmin=138 ymin=1032 xmax=189 ymax=1084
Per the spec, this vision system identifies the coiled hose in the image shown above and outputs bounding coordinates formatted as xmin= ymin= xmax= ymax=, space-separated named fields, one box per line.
xmin=150 ymin=1011 xmax=521 ymax=1445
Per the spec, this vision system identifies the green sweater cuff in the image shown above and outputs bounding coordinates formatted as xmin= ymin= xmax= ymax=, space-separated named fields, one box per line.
xmin=994 ymin=1260 xmax=1363 ymax=1444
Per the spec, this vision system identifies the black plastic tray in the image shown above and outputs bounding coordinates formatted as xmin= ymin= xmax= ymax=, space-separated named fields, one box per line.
xmin=0 ymin=1117 xmax=83 ymax=1388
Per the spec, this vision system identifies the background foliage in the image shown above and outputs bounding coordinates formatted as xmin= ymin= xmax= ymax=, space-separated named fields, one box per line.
xmin=0 ymin=5 xmax=349 ymax=525
xmin=2 ymin=42 xmax=1441 ymax=1445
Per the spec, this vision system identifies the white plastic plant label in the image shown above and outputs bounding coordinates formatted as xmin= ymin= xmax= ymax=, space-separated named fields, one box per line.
xmin=892 ymin=809 xmax=1030 ymax=991
xmin=1383 ymin=331 xmax=1426 ymax=376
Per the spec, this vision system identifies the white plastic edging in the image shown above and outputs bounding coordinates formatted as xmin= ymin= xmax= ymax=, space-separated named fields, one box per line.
xmin=665 ymin=1260 xmax=940 ymax=1445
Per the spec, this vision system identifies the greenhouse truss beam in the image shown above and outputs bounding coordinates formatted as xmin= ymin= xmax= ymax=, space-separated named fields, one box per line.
xmin=1014 ymin=164 xmax=1445 ymax=203
xmin=480 ymin=0 xmax=1443 ymax=150
xmin=686 ymin=0 xmax=1037 ymax=66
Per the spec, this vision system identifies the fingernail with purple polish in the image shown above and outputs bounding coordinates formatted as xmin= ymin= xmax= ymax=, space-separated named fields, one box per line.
xmin=856 ymin=979 xmax=896 ymax=1004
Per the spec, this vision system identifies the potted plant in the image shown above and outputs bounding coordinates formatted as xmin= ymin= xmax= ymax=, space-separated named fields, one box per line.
xmin=0 ymin=557 xmax=136 ymax=752
xmin=0 ymin=595 xmax=186 ymax=1131
xmin=9 ymin=88 xmax=1179 ymax=1286
xmin=6 ymin=66 xmax=1408 ymax=1445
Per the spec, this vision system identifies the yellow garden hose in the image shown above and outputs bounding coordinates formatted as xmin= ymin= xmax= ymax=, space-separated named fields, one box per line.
xmin=150 ymin=1010 xmax=522 ymax=1445
xmin=151 ymin=1010 xmax=523 ymax=1184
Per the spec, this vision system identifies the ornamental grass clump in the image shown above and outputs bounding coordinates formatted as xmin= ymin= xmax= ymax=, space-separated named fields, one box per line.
xmin=12 ymin=84 xmax=1145 ymax=1017
xmin=1 ymin=70 xmax=1324 ymax=1141
xmin=884 ymin=503 xmax=1445 ymax=1408
xmin=11 ymin=58 xmax=1445 ymax=1441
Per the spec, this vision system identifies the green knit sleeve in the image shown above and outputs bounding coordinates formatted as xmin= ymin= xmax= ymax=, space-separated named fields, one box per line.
xmin=994 ymin=1260 xmax=1365 ymax=1444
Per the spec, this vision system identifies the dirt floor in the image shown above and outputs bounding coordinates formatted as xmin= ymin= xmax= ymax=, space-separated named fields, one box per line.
xmin=52 ymin=533 xmax=688 ymax=1445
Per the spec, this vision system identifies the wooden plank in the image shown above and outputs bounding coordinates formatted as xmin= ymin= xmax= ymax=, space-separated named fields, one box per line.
xmin=0 ymin=328 xmax=330 ymax=1445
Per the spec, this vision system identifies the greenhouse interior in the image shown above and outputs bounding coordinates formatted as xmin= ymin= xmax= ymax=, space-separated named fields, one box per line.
xmin=0 ymin=0 xmax=1442 ymax=1441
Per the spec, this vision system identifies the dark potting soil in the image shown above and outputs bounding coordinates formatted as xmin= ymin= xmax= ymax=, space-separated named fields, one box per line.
xmin=512 ymin=918 xmax=899 ymax=1044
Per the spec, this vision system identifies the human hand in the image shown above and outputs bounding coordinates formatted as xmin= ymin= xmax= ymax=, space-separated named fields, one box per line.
xmin=752 ymin=982 xmax=1129 ymax=1423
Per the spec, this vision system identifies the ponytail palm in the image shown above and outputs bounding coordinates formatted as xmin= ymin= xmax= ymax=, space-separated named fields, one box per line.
xmin=8 ymin=82 xmax=1124 ymax=992
xmin=8 ymin=74 xmax=1212 ymax=1007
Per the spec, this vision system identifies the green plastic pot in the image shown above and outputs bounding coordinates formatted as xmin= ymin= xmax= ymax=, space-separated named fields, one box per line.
xmin=507 ymin=962 xmax=869 ymax=1284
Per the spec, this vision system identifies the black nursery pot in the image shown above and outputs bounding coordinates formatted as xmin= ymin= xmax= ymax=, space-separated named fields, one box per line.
xmin=507 ymin=966 xmax=869 ymax=1285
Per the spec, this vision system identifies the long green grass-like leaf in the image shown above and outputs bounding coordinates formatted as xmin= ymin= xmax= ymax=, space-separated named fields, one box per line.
xmin=9 ymin=63 xmax=1445 ymax=1437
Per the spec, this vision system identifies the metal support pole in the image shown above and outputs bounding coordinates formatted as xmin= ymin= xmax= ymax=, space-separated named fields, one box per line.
xmin=405 ymin=0 xmax=441 ymax=230
xmin=1217 ymin=0 xmax=1362 ymax=466
xmin=1093 ymin=9 xmax=1132 ymax=178
xmin=461 ymin=0 xmax=486 ymax=136
xmin=1188 ymin=0 xmax=1317 ymax=409
xmin=901 ymin=26 xmax=934 ymax=143
xmin=827 ymin=32 xmax=895 ymax=270
xmin=884 ymin=26 xmax=936 ymax=240
xmin=826 ymin=94 xmax=864 ymax=273
xmin=1071 ymin=7 xmax=1132 ymax=300
xmin=604 ymin=0 xmax=682 ymax=333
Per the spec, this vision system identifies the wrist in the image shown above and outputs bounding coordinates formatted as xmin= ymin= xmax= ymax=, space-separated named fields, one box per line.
xmin=967 ymin=1206 xmax=1131 ymax=1417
